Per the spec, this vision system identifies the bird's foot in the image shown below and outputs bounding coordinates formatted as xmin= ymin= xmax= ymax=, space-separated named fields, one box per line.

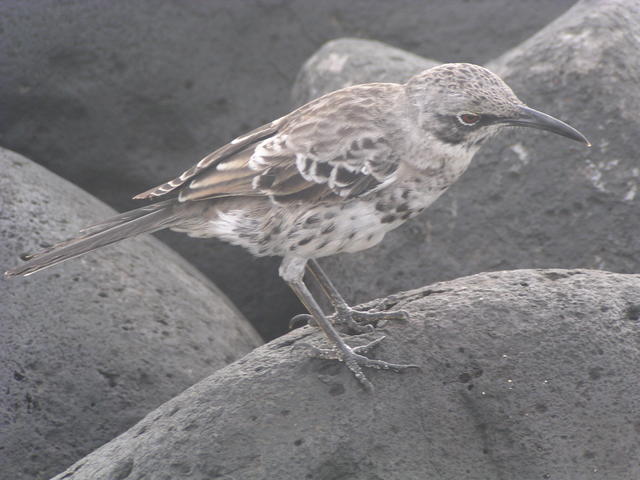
xmin=289 ymin=307 xmax=409 ymax=334
xmin=337 ymin=307 xmax=410 ymax=334
xmin=297 ymin=335 xmax=420 ymax=391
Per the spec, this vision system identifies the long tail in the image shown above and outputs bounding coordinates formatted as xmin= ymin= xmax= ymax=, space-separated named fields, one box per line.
xmin=5 ymin=199 xmax=184 ymax=277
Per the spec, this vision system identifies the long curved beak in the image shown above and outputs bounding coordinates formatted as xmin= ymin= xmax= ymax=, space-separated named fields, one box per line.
xmin=499 ymin=105 xmax=591 ymax=147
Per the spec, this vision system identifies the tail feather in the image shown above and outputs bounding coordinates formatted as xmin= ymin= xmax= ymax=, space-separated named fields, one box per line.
xmin=5 ymin=199 xmax=182 ymax=277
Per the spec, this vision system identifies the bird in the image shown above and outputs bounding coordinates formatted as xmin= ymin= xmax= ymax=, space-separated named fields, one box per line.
xmin=5 ymin=63 xmax=590 ymax=390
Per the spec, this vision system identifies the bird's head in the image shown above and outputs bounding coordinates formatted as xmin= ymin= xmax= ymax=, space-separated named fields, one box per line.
xmin=405 ymin=63 xmax=590 ymax=151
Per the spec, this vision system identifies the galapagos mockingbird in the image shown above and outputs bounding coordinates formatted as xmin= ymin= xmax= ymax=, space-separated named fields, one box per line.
xmin=5 ymin=63 xmax=590 ymax=390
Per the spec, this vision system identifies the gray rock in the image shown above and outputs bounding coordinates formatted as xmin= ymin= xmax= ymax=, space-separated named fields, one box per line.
xmin=291 ymin=38 xmax=439 ymax=107
xmin=49 ymin=269 xmax=640 ymax=480
xmin=0 ymin=148 xmax=262 ymax=480
xmin=293 ymin=0 xmax=640 ymax=308
xmin=0 ymin=0 xmax=577 ymax=337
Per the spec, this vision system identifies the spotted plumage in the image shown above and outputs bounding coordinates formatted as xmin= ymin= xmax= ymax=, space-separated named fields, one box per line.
xmin=6 ymin=63 xmax=589 ymax=390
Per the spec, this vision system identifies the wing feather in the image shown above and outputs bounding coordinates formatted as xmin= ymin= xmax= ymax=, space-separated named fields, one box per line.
xmin=138 ymin=83 xmax=405 ymax=205
xmin=133 ymin=118 xmax=284 ymax=200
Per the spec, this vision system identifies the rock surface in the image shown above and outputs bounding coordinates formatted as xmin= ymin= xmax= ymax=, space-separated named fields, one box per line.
xmin=0 ymin=148 xmax=262 ymax=480
xmin=294 ymin=0 xmax=640 ymax=308
xmin=49 ymin=269 xmax=640 ymax=480
xmin=0 ymin=0 xmax=577 ymax=337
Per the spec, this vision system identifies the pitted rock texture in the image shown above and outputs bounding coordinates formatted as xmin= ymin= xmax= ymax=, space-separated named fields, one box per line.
xmin=294 ymin=0 xmax=640 ymax=308
xmin=50 ymin=269 xmax=640 ymax=480
xmin=0 ymin=148 xmax=262 ymax=480
xmin=0 ymin=0 xmax=577 ymax=338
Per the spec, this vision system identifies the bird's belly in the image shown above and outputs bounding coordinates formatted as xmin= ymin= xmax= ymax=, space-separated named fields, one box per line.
xmin=176 ymin=185 xmax=446 ymax=259
xmin=301 ymin=204 xmax=389 ymax=257
xmin=286 ymin=188 xmax=444 ymax=257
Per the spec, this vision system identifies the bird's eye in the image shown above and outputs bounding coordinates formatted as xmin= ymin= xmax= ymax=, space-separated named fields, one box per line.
xmin=457 ymin=112 xmax=481 ymax=126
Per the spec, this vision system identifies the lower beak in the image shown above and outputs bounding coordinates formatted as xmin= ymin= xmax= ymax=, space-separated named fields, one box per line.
xmin=500 ymin=105 xmax=591 ymax=146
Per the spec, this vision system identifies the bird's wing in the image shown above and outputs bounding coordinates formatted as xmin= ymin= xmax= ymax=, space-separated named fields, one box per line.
xmin=133 ymin=118 xmax=284 ymax=200
xmin=254 ymin=131 xmax=398 ymax=204
xmin=135 ymin=83 xmax=403 ymax=204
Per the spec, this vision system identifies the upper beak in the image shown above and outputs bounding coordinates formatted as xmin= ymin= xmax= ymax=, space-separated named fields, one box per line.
xmin=499 ymin=105 xmax=591 ymax=147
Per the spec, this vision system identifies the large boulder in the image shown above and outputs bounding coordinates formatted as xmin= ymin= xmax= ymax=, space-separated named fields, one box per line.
xmin=0 ymin=0 xmax=577 ymax=337
xmin=0 ymin=148 xmax=262 ymax=480
xmin=293 ymin=0 xmax=640 ymax=308
xmin=49 ymin=269 xmax=640 ymax=480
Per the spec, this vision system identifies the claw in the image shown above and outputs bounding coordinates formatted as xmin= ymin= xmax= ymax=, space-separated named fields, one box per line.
xmin=291 ymin=309 xmax=410 ymax=333
xmin=331 ymin=308 xmax=411 ymax=334
xmin=351 ymin=335 xmax=386 ymax=354
xmin=296 ymin=335 xmax=420 ymax=391
xmin=289 ymin=313 xmax=315 ymax=330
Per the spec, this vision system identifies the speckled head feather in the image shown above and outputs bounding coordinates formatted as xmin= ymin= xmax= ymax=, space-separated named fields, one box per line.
xmin=406 ymin=63 xmax=523 ymax=116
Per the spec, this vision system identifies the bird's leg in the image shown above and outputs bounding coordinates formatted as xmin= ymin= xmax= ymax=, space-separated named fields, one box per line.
xmin=287 ymin=277 xmax=419 ymax=391
xmin=305 ymin=259 xmax=409 ymax=333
